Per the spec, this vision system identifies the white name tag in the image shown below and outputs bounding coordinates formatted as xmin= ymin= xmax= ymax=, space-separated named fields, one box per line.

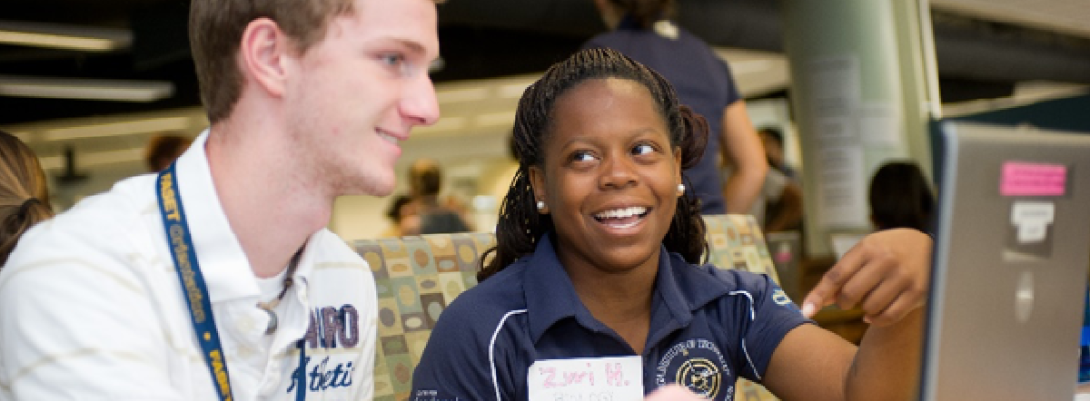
xmin=527 ymin=356 xmax=644 ymax=401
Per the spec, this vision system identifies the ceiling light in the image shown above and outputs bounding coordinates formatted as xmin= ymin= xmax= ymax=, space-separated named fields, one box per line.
xmin=43 ymin=116 xmax=192 ymax=142
xmin=0 ymin=75 xmax=174 ymax=103
xmin=0 ymin=20 xmax=132 ymax=52
xmin=437 ymin=87 xmax=489 ymax=104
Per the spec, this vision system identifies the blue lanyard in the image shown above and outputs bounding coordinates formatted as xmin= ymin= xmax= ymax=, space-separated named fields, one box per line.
xmin=157 ymin=163 xmax=308 ymax=401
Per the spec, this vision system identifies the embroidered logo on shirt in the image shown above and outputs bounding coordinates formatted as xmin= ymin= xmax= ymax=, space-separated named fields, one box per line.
xmin=772 ymin=288 xmax=792 ymax=306
xmin=655 ymin=338 xmax=732 ymax=400
xmin=286 ymin=305 xmax=362 ymax=394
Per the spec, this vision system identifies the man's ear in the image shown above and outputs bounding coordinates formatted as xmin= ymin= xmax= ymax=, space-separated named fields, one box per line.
xmin=239 ymin=18 xmax=291 ymax=98
xmin=528 ymin=166 xmax=549 ymax=214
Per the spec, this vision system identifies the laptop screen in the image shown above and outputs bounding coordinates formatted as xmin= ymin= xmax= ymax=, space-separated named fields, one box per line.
xmin=920 ymin=121 xmax=1090 ymax=401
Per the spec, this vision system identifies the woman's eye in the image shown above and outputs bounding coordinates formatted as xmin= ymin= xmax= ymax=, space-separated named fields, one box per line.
xmin=572 ymin=151 xmax=596 ymax=163
xmin=632 ymin=144 xmax=654 ymax=155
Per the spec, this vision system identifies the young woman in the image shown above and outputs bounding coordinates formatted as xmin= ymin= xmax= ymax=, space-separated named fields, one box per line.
xmin=412 ymin=48 xmax=932 ymax=401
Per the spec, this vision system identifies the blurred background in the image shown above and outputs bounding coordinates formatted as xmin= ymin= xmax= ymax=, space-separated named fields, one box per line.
xmin=1 ymin=0 xmax=1088 ymax=242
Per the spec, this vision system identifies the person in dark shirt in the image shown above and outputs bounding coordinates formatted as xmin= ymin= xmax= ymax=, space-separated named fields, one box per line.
xmin=408 ymin=158 xmax=472 ymax=234
xmin=412 ymin=48 xmax=933 ymax=400
xmin=584 ymin=0 xmax=768 ymax=215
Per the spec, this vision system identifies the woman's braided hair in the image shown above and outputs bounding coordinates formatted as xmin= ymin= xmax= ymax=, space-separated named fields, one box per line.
xmin=478 ymin=47 xmax=709 ymax=281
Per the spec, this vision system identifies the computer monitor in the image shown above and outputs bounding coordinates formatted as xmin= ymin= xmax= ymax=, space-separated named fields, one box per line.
xmin=920 ymin=121 xmax=1090 ymax=400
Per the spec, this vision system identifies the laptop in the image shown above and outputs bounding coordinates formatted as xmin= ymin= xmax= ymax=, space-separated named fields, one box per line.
xmin=920 ymin=121 xmax=1090 ymax=400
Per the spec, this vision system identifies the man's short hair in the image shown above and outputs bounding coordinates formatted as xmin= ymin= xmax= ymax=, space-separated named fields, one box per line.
xmin=188 ymin=0 xmax=357 ymax=124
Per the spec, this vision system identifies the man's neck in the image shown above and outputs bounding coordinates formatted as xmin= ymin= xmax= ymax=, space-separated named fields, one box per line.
xmin=205 ymin=118 xmax=334 ymax=278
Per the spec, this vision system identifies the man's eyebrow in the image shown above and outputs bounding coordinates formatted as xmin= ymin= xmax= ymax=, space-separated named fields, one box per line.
xmin=385 ymin=38 xmax=427 ymax=55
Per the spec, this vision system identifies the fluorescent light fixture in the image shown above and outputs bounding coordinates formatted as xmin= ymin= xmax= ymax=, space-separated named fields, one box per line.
xmin=0 ymin=20 xmax=132 ymax=52
xmin=413 ymin=116 xmax=466 ymax=135
xmin=43 ymin=116 xmax=192 ymax=142
xmin=475 ymin=111 xmax=515 ymax=128
xmin=0 ymin=75 xmax=174 ymax=102
xmin=730 ymin=59 xmax=774 ymax=75
xmin=37 ymin=147 xmax=145 ymax=171
xmin=499 ymin=81 xmax=533 ymax=99
xmin=437 ymin=87 xmax=489 ymax=104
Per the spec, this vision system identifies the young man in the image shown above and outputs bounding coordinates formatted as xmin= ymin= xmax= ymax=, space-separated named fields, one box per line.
xmin=0 ymin=0 xmax=440 ymax=399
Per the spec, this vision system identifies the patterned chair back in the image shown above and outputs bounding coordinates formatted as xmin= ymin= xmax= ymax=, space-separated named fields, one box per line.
xmin=352 ymin=215 xmax=780 ymax=401
xmin=352 ymin=232 xmax=495 ymax=400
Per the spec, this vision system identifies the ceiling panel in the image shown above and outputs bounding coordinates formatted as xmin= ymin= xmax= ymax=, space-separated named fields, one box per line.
xmin=931 ymin=0 xmax=1090 ymax=39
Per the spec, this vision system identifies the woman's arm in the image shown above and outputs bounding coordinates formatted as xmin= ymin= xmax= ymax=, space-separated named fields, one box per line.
xmin=762 ymin=229 xmax=932 ymax=400
xmin=719 ymin=100 xmax=769 ymax=214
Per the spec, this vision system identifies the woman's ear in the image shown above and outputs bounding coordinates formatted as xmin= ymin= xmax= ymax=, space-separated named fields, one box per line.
xmin=528 ymin=166 xmax=549 ymax=214
xmin=673 ymin=146 xmax=683 ymax=187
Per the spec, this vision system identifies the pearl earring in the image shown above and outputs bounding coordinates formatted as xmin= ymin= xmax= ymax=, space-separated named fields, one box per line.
xmin=536 ymin=201 xmax=546 ymax=210
xmin=677 ymin=183 xmax=686 ymax=193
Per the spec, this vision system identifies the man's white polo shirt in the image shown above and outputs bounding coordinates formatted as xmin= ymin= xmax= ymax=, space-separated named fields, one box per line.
xmin=0 ymin=131 xmax=377 ymax=400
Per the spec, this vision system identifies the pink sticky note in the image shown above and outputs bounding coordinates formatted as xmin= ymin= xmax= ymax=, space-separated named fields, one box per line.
xmin=1000 ymin=162 xmax=1067 ymax=197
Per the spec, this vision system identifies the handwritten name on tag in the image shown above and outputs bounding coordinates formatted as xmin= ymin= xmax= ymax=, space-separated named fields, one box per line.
xmin=527 ymin=356 xmax=643 ymax=401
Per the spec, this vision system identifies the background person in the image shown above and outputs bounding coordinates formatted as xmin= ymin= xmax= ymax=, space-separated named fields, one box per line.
xmin=585 ymin=0 xmax=768 ymax=215
xmin=0 ymin=130 xmax=53 ymax=268
xmin=869 ymin=160 xmax=936 ymax=233
xmin=408 ymin=158 xmax=473 ymax=234
xmin=382 ymin=193 xmax=421 ymax=237
xmin=758 ymin=126 xmax=800 ymax=182
xmin=0 ymin=0 xmax=441 ymax=398
xmin=144 ymin=133 xmax=194 ymax=172
xmin=412 ymin=48 xmax=932 ymax=401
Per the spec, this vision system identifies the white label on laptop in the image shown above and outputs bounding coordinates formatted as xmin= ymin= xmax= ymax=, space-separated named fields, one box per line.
xmin=1011 ymin=201 xmax=1055 ymax=243
xmin=527 ymin=356 xmax=643 ymax=401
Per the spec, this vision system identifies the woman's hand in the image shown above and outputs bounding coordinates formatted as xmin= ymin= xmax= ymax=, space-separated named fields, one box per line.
xmin=802 ymin=228 xmax=933 ymax=327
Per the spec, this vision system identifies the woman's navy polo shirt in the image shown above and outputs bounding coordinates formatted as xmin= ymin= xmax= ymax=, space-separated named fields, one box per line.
xmin=411 ymin=234 xmax=808 ymax=401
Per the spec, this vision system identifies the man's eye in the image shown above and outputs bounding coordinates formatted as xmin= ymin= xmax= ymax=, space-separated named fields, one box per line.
xmin=380 ymin=53 xmax=405 ymax=66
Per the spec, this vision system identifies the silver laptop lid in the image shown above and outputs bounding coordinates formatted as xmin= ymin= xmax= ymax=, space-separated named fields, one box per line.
xmin=921 ymin=122 xmax=1090 ymax=401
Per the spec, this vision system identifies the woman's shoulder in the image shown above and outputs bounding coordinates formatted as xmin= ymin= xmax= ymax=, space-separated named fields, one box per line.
xmin=443 ymin=259 xmax=532 ymax=322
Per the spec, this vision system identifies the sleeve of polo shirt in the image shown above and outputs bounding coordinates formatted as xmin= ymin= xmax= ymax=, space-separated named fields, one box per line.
xmin=0 ymin=220 xmax=184 ymax=399
xmin=411 ymin=296 xmax=512 ymax=401
xmin=729 ymin=271 xmax=811 ymax=382
xmin=717 ymin=58 xmax=742 ymax=107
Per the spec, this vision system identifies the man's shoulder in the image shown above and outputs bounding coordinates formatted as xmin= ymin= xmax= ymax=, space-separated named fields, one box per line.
xmin=0 ymin=176 xmax=162 ymax=310
xmin=302 ymin=229 xmax=374 ymax=297
xmin=310 ymin=229 xmax=367 ymax=264
xmin=14 ymin=175 xmax=157 ymax=259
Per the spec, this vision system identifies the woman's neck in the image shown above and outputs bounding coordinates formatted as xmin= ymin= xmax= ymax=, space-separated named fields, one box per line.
xmin=563 ymin=252 xmax=659 ymax=353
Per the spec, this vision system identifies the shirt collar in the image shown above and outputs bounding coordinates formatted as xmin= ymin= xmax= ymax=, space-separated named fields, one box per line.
xmin=523 ymin=234 xmax=587 ymax=342
xmin=522 ymin=232 xmax=732 ymax=343
xmin=172 ymin=129 xmax=257 ymax=303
